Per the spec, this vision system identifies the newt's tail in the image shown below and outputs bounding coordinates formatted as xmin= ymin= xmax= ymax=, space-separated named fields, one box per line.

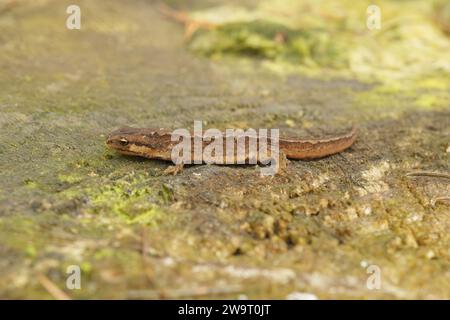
xmin=280 ymin=127 xmax=357 ymax=160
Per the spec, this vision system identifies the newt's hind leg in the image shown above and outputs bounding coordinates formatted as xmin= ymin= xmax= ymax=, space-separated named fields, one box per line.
xmin=164 ymin=163 xmax=184 ymax=175
xmin=278 ymin=151 xmax=288 ymax=174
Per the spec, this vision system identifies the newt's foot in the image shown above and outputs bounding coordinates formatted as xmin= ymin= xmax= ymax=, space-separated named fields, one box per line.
xmin=164 ymin=163 xmax=184 ymax=175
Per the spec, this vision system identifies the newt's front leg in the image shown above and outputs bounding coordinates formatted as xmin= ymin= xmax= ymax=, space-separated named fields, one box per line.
xmin=164 ymin=163 xmax=184 ymax=175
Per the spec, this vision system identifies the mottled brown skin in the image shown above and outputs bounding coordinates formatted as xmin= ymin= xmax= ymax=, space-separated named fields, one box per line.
xmin=106 ymin=127 xmax=176 ymax=160
xmin=106 ymin=126 xmax=357 ymax=174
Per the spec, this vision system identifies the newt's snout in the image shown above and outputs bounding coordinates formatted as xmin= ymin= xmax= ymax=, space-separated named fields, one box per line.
xmin=106 ymin=132 xmax=131 ymax=151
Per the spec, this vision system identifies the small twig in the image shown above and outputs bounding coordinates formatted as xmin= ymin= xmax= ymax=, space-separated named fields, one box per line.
xmin=406 ymin=171 xmax=450 ymax=180
xmin=37 ymin=273 xmax=72 ymax=300
xmin=406 ymin=171 xmax=450 ymax=206
xmin=431 ymin=196 xmax=450 ymax=207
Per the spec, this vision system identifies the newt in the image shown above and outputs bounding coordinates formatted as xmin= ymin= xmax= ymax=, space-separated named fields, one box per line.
xmin=106 ymin=126 xmax=357 ymax=175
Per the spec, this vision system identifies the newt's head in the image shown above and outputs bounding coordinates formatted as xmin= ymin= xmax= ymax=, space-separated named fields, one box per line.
xmin=106 ymin=127 xmax=173 ymax=159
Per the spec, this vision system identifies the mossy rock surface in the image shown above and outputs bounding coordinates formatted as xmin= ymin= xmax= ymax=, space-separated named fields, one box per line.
xmin=0 ymin=0 xmax=449 ymax=299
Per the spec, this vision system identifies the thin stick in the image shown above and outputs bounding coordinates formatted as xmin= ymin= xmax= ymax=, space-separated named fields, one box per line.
xmin=431 ymin=196 xmax=450 ymax=206
xmin=37 ymin=273 xmax=72 ymax=300
xmin=406 ymin=171 xmax=450 ymax=180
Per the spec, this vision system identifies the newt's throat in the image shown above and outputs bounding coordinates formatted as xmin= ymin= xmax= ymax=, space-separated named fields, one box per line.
xmin=116 ymin=143 xmax=170 ymax=160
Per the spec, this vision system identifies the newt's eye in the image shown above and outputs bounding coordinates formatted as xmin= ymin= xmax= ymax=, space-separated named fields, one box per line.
xmin=119 ymin=138 xmax=129 ymax=146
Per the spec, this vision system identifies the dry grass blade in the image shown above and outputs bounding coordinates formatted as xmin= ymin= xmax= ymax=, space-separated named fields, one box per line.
xmin=406 ymin=171 xmax=450 ymax=180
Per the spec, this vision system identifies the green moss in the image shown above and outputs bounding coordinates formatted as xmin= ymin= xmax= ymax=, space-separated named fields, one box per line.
xmin=94 ymin=248 xmax=117 ymax=260
xmin=416 ymin=77 xmax=450 ymax=90
xmin=25 ymin=245 xmax=37 ymax=258
xmin=190 ymin=20 xmax=347 ymax=68
xmin=80 ymin=261 xmax=93 ymax=275
xmin=158 ymin=184 xmax=174 ymax=204
xmin=186 ymin=0 xmax=450 ymax=84
xmin=352 ymin=76 xmax=450 ymax=118
xmin=23 ymin=178 xmax=39 ymax=189
xmin=59 ymin=172 xmax=170 ymax=226
xmin=58 ymin=174 xmax=84 ymax=184
xmin=415 ymin=93 xmax=449 ymax=109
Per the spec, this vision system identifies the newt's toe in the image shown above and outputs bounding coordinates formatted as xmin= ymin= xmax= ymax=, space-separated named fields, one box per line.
xmin=164 ymin=163 xmax=184 ymax=175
